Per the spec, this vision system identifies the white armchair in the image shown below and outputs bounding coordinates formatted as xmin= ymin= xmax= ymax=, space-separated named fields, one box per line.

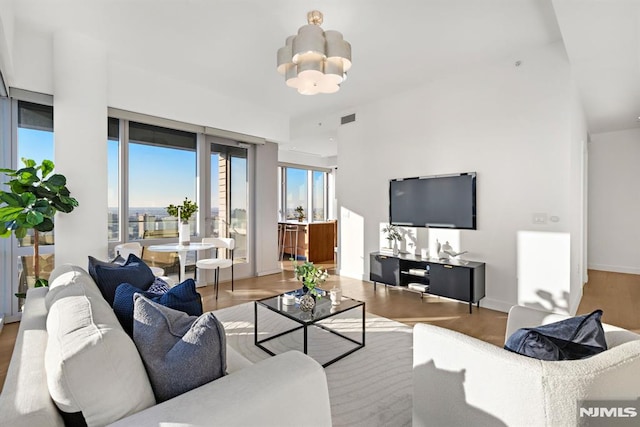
xmin=412 ymin=305 xmax=640 ymax=427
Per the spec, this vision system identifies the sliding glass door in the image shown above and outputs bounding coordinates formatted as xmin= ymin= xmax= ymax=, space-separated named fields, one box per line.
xmin=210 ymin=141 xmax=249 ymax=264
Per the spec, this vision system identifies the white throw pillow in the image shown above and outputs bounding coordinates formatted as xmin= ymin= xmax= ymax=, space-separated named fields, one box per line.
xmin=45 ymin=290 xmax=155 ymax=426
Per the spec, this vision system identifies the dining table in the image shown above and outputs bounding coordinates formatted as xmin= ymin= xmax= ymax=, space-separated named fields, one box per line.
xmin=148 ymin=242 xmax=215 ymax=283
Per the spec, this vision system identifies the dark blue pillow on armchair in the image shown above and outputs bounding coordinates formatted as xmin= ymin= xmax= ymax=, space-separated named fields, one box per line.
xmin=504 ymin=309 xmax=607 ymax=361
xmin=113 ymin=279 xmax=203 ymax=336
xmin=88 ymin=254 xmax=155 ymax=306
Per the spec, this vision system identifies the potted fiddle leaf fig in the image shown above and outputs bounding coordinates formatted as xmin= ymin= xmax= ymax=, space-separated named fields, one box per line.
xmin=0 ymin=158 xmax=79 ymax=295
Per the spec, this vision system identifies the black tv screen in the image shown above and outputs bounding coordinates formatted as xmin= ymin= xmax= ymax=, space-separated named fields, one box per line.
xmin=389 ymin=173 xmax=476 ymax=229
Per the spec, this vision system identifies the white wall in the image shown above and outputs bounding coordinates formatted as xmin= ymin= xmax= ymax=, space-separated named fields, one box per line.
xmin=337 ymin=42 xmax=585 ymax=313
xmin=588 ymin=128 xmax=640 ymax=274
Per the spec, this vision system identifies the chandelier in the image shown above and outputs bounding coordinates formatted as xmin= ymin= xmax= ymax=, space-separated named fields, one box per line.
xmin=277 ymin=10 xmax=352 ymax=95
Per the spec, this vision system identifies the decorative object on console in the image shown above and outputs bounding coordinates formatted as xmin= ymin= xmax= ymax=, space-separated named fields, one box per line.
xmin=132 ymin=295 xmax=226 ymax=403
xmin=88 ymin=254 xmax=155 ymax=306
xmin=277 ymin=10 xmax=352 ymax=95
xmin=439 ymin=240 xmax=468 ymax=259
xmin=0 ymin=158 xmax=79 ymax=294
xmin=166 ymin=198 xmax=198 ymax=245
xmin=382 ymin=223 xmax=402 ymax=255
xmin=504 ymin=309 xmax=607 ymax=361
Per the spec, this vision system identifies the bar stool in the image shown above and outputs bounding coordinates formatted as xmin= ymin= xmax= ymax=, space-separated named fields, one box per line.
xmin=280 ymin=224 xmax=299 ymax=260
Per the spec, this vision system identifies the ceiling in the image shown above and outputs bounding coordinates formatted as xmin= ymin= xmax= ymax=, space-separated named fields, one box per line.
xmin=4 ymin=0 xmax=640 ymax=156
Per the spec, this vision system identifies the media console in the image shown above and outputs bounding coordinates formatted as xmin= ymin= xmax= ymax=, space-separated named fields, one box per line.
xmin=369 ymin=252 xmax=486 ymax=313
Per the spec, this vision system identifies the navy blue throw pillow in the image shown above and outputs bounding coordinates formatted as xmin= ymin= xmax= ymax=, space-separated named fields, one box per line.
xmin=504 ymin=309 xmax=607 ymax=361
xmin=113 ymin=279 xmax=203 ymax=336
xmin=88 ymin=254 xmax=155 ymax=306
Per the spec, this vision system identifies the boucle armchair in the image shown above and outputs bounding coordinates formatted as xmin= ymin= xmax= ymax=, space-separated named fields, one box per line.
xmin=412 ymin=305 xmax=640 ymax=427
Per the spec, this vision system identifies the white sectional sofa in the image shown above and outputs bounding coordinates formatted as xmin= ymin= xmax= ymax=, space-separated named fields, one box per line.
xmin=412 ymin=305 xmax=640 ymax=427
xmin=0 ymin=264 xmax=332 ymax=426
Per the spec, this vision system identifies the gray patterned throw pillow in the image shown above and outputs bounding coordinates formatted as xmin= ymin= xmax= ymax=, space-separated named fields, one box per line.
xmin=132 ymin=295 xmax=227 ymax=402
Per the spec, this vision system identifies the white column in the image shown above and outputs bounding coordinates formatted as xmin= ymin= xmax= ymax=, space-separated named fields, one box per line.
xmin=53 ymin=31 xmax=108 ymax=267
xmin=255 ymin=141 xmax=280 ymax=275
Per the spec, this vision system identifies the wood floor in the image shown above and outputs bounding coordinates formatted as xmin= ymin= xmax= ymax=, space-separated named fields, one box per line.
xmin=1 ymin=265 xmax=638 ymax=391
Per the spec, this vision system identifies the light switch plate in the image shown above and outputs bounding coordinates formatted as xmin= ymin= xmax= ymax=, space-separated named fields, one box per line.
xmin=533 ymin=213 xmax=547 ymax=224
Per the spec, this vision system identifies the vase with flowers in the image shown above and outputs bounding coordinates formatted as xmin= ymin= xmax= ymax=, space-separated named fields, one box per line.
xmin=292 ymin=260 xmax=329 ymax=312
xmin=167 ymin=198 xmax=198 ymax=245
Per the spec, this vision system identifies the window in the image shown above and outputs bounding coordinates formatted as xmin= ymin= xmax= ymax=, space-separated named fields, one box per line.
xmin=16 ymin=101 xmax=55 ymax=310
xmin=312 ymin=170 xmax=326 ymax=221
xmin=128 ymin=122 xmax=197 ymax=240
xmin=285 ymin=167 xmax=308 ymax=219
xmin=279 ymin=166 xmax=329 ymax=222
xmin=107 ymin=118 xmax=119 ymax=241
xmin=211 ymin=143 xmax=249 ymax=262
xmin=17 ymin=101 xmax=55 ymax=248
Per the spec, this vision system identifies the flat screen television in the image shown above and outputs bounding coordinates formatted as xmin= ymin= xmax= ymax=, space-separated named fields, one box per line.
xmin=389 ymin=172 xmax=476 ymax=229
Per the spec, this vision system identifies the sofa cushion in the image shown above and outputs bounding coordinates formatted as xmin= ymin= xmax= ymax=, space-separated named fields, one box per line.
xmin=113 ymin=279 xmax=203 ymax=336
xmin=88 ymin=254 xmax=155 ymax=305
xmin=133 ymin=295 xmax=226 ymax=403
xmin=504 ymin=309 xmax=607 ymax=360
xmin=45 ymin=264 xmax=103 ymax=310
xmin=45 ymin=287 xmax=155 ymax=426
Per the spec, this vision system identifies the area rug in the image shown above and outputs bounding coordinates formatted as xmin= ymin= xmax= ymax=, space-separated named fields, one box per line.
xmin=213 ymin=302 xmax=413 ymax=427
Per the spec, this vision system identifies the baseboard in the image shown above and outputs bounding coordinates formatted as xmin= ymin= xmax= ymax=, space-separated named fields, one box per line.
xmin=335 ymin=268 xmax=366 ymax=282
xmin=479 ymin=298 xmax=513 ymax=314
xmin=588 ymin=264 xmax=640 ymax=275
xmin=257 ymin=268 xmax=282 ymax=276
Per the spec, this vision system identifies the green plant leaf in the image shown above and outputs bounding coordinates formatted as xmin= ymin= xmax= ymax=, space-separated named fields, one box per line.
xmin=0 ymin=226 xmax=10 ymax=238
xmin=20 ymin=192 xmax=36 ymax=207
xmin=15 ymin=226 xmax=27 ymax=239
xmin=0 ymin=192 xmax=23 ymax=207
xmin=45 ymin=174 xmax=67 ymax=190
xmin=26 ymin=210 xmax=44 ymax=226
xmin=16 ymin=167 xmax=39 ymax=185
xmin=33 ymin=186 xmax=55 ymax=200
xmin=0 ymin=206 xmax=25 ymax=222
xmin=0 ymin=168 xmax=18 ymax=175
xmin=9 ymin=180 xmax=29 ymax=194
xmin=21 ymin=158 xmax=36 ymax=168
xmin=51 ymin=196 xmax=75 ymax=213
xmin=14 ymin=292 xmax=26 ymax=299
xmin=34 ymin=217 xmax=54 ymax=232
xmin=40 ymin=159 xmax=54 ymax=178
xmin=34 ymin=278 xmax=48 ymax=288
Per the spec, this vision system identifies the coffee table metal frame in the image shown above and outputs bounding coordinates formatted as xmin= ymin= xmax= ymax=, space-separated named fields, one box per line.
xmin=254 ymin=293 xmax=365 ymax=367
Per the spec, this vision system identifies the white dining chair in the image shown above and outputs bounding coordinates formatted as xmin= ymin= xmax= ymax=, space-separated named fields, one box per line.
xmin=114 ymin=242 xmax=166 ymax=277
xmin=196 ymin=237 xmax=235 ymax=300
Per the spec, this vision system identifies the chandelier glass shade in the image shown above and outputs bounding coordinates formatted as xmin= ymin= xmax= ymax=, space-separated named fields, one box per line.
xmin=277 ymin=11 xmax=352 ymax=95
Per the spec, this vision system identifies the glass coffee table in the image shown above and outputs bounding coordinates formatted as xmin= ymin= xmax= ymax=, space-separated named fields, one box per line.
xmin=254 ymin=291 xmax=365 ymax=367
